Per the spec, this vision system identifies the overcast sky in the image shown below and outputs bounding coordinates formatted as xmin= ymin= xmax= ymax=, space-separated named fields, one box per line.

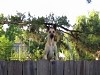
xmin=0 ymin=0 xmax=100 ymax=25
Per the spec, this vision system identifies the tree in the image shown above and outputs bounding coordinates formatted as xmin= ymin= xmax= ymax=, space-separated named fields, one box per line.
xmin=71 ymin=11 xmax=100 ymax=60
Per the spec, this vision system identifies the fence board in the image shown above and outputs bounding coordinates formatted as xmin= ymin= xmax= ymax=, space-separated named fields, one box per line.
xmin=96 ymin=60 xmax=100 ymax=75
xmin=76 ymin=61 xmax=82 ymax=75
xmin=64 ymin=60 xmax=76 ymax=75
xmin=0 ymin=61 xmax=7 ymax=75
xmin=23 ymin=60 xmax=37 ymax=75
xmin=37 ymin=59 xmax=50 ymax=75
xmin=84 ymin=60 xmax=89 ymax=75
xmin=51 ymin=60 xmax=64 ymax=75
xmin=70 ymin=61 xmax=76 ymax=75
xmin=94 ymin=61 xmax=97 ymax=75
xmin=7 ymin=61 xmax=22 ymax=75
xmin=88 ymin=61 xmax=94 ymax=75
xmin=64 ymin=61 xmax=70 ymax=75
xmin=92 ymin=60 xmax=100 ymax=75
xmin=79 ymin=60 xmax=85 ymax=75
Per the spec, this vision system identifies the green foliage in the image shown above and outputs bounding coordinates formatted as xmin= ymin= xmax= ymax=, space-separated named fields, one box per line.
xmin=31 ymin=49 xmax=44 ymax=61
xmin=5 ymin=24 xmax=22 ymax=41
xmin=80 ymin=50 xmax=95 ymax=60
xmin=75 ymin=11 xmax=100 ymax=51
xmin=72 ymin=11 xmax=100 ymax=60
xmin=0 ymin=24 xmax=5 ymax=36
xmin=10 ymin=15 xmax=21 ymax=23
xmin=0 ymin=35 xmax=13 ymax=60
xmin=0 ymin=14 xmax=5 ymax=23
xmin=10 ymin=49 xmax=44 ymax=61
xmin=10 ymin=50 xmax=29 ymax=61
xmin=57 ymin=16 xmax=70 ymax=27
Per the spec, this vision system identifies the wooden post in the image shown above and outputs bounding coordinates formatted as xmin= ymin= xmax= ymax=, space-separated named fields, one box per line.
xmin=7 ymin=61 xmax=22 ymax=75
xmin=23 ymin=60 xmax=37 ymax=75
xmin=64 ymin=60 xmax=76 ymax=75
xmin=0 ymin=61 xmax=7 ymax=75
xmin=37 ymin=59 xmax=50 ymax=75
xmin=51 ymin=60 xmax=64 ymax=75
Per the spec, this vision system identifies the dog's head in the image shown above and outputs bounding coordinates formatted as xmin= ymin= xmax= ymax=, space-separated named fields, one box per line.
xmin=46 ymin=25 xmax=56 ymax=39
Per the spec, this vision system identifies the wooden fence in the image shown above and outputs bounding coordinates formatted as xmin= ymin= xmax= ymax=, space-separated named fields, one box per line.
xmin=0 ymin=60 xmax=100 ymax=75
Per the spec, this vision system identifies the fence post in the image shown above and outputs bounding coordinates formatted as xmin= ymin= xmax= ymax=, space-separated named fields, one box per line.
xmin=51 ymin=60 xmax=64 ymax=75
xmin=37 ymin=59 xmax=50 ymax=75
xmin=7 ymin=60 xmax=22 ymax=75
xmin=76 ymin=60 xmax=86 ymax=75
xmin=94 ymin=60 xmax=100 ymax=75
xmin=0 ymin=60 xmax=7 ymax=75
xmin=23 ymin=60 xmax=37 ymax=75
xmin=64 ymin=60 xmax=76 ymax=75
xmin=88 ymin=60 xmax=95 ymax=75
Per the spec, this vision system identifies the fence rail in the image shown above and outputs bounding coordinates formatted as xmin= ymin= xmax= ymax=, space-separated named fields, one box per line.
xmin=0 ymin=60 xmax=100 ymax=75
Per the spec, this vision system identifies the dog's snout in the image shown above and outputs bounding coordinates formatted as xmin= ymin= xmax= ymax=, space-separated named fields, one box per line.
xmin=50 ymin=34 xmax=54 ymax=39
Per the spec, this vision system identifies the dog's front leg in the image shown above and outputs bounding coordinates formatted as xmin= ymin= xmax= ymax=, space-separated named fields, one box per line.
xmin=44 ymin=46 xmax=49 ymax=60
xmin=54 ymin=46 xmax=58 ymax=60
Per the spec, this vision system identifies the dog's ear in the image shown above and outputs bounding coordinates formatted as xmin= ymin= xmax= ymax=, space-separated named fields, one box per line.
xmin=46 ymin=25 xmax=49 ymax=31
xmin=53 ymin=24 xmax=56 ymax=31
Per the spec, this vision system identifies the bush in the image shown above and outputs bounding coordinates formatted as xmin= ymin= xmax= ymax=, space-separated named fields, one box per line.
xmin=0 ymin=35 xmax=13 ymax=60
xmin=10 ymin=50 xmax=29 ymax=61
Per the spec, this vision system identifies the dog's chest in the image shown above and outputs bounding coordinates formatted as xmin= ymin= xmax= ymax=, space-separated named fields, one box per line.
xmin=49 ymin=45 xmax=56 ymax=58
xmin=47 ymin=45 xmax=56 ymax=58
xmin=49 ymin=45 xmax=55 ymax=51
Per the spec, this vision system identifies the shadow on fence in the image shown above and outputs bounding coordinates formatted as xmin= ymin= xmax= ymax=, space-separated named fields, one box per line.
xmin=0 ymin=60 xmax=100 ymax=75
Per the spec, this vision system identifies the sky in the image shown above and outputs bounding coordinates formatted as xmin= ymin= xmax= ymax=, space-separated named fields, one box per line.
xmin=0 ymin=0 xmax=100 ymax=25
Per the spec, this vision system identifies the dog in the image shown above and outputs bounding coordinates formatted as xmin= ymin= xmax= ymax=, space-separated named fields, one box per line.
xmin=44 ymin=25 xmax=58 ymax=61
